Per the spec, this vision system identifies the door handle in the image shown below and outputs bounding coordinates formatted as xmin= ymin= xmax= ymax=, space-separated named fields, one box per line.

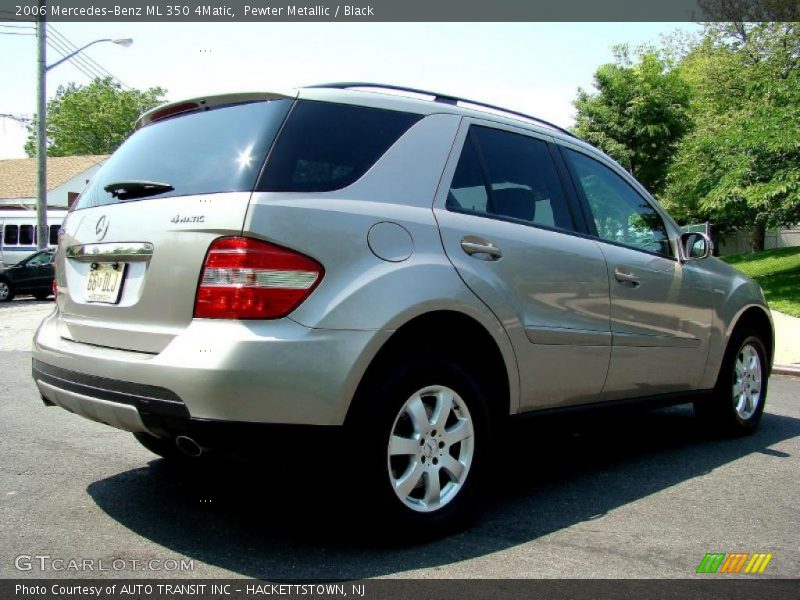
xmin=460 ymin=238 xmax=503 ymax=260
xmin=614 ymin=268 xmax=640 ymax=287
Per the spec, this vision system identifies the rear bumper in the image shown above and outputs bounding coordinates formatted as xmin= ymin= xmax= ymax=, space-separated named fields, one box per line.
xmin=32 ymin=360 xmax=343 ymax=448
xmin=33 ymin=359 xmax=189 ymax=436
xmin=32 ymin=310 xmax=390 ymax=433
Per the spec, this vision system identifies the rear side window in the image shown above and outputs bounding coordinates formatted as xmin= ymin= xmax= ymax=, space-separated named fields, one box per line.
xmin=447 ymin=126 xmax=575 ymax=232
xmin=447 ymin=137 xmax=490 ymax=213
xmin=75 ymin=99 xmax=293 ymax=210
xmin=258 ymin=101 xmax=422 ymax=192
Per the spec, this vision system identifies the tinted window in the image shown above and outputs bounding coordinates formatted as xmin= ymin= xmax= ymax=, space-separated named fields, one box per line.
xmin=259 ymin=101 xmax=422 ymax=192
xmin=19 ymin=225 xmax=34 ymax=245
xmin=4 ymin=225 xmax=18 ymax=245
xmin=447 ymin=126 xmax=575 ymax=231
xmin=75 ymin=100 xmax=293 ymax=210
xmin=447 ymin=137 xmax=489 ymax=213
xmin=49 ymin=224 xmax=60 ymax=245
xmin=564 ymin=149 xmax=671 ymax=257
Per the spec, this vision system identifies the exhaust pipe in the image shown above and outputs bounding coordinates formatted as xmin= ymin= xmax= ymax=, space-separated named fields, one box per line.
xmin=175 ymin=435 xmax=208 ymax=458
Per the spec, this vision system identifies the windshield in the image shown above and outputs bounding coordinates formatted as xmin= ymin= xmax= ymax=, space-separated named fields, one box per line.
xmin=74 ymin=99 xmax=293 ymax=210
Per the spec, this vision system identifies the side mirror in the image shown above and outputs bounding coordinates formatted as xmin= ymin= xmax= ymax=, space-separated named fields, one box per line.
xmin=680 ymin=232 xmax=713 ymax=262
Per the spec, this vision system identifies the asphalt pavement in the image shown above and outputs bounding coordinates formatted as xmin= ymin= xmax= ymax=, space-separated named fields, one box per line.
xmin=1 ymin=346 xmax=798 ymax=580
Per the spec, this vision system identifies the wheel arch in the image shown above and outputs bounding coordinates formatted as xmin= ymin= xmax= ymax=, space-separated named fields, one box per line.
xmin=345 ymin=309 xmax=518 ymax=427
xmin=726 ymin=305 xmax=775 ymax=372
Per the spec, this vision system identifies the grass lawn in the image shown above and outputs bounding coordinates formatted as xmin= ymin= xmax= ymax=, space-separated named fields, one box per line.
xmin=721 ymin=247 xmax=800 ymax=317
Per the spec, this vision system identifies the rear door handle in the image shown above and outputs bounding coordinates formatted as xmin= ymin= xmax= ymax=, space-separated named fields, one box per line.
xmin=614 ymin=268 xmax=640 ymax=287
xmin=460 ymin=237 xmax=503 ymax=260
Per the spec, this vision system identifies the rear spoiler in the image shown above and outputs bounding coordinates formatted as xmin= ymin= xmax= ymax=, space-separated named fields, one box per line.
xmin=135 ymin=90 xmax=297 ymax=130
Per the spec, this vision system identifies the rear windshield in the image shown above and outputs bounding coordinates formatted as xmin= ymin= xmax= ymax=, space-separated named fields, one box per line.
xmin=258 ymin=101 xmax=422 ymax=192
xmin=74 ymin=99 xmax=293 ymax=210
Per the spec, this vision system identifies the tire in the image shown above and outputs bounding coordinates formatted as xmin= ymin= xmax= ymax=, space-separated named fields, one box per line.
xmin=34 ymin=291 xmax=51 ymax=301
xmin=351 ymin=356 xmax=492 ymax=537
xmin=694 ymin=330 xmax=768 ymax=436
xmin=0 ymin=280 xmax=14 ymax=302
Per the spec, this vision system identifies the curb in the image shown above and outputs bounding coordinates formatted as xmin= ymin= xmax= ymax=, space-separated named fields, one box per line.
xmin=773 ymin=364 xmax=800 ymax=377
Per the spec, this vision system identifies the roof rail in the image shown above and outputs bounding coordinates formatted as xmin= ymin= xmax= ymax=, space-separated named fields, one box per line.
xmin=305 ymin=82 xmax=580 ymax=140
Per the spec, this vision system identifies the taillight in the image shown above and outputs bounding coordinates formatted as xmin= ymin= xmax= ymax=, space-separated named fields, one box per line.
xmin=194 ymin=237 xmax=324 ymax=319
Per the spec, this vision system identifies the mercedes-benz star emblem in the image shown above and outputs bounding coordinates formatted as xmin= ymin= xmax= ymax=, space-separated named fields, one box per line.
xmin=95 ymin=215 xmax=109 ymax=241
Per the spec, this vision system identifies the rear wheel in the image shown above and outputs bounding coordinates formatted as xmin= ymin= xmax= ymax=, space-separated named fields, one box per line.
xmin=0 ymin=280 xmax=14 ymax=302
xmin=695 ymin=331 xmax=768 ymax=435
xmin=352 ymin=356 xmax=491 ymax=536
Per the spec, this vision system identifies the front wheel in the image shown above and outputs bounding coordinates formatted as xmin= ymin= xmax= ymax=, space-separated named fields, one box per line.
xmin=353 ymin=357 xmax=492 ymax=535
xmin=695 ymin=332 xmax=768 ymax=435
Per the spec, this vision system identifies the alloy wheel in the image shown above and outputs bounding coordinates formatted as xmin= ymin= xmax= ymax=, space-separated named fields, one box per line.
xmin=387 ymin=385 xmax=474 ymax=513
xmin=733 ymin=343 xmax=763 ymax=420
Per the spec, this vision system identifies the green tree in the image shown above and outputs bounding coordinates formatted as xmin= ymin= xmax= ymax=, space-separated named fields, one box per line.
xmin=25 ymin=77 xmax=166 ymax=157
xmin=661 ymin=22 xmax=800 ymax=251
xmin=573 ymin=47 xmax=692 ymax=194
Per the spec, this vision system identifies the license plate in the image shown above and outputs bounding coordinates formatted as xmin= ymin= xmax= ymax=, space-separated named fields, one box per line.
xmin=84 ymin=263 xmax=126 ymax=304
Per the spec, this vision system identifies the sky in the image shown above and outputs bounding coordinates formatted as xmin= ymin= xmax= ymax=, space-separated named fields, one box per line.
xmin=0 ymin=22 xmax=701 ymax=159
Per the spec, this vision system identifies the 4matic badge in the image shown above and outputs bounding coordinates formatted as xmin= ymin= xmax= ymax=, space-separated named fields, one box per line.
xmin=170 ymin=214 xmax=205 ymax=224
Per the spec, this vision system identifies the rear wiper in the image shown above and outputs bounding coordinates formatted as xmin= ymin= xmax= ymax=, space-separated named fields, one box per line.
xmin=103 ymin=180 xmax=174 ymax=200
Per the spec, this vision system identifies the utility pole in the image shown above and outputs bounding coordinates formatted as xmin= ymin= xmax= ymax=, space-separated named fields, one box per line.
xmin=35 ymin=2 xmax=47 ymax=250
xmin=33 ymin=14 xmax=131 ymax=248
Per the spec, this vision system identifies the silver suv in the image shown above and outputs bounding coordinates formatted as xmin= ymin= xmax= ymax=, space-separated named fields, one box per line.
xmin=32 ymin=83 xmax=773 ymax=530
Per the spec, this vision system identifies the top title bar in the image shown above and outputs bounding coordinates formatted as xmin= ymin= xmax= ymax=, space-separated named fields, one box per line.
xmin=2 ymin=0 xmax=799 ymax=22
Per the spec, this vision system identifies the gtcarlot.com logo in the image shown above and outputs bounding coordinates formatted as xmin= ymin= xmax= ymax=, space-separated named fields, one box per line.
xmin=696 ymin=552 xmax=773 ymax=574
xmin=14 ymin=555 xmax=194 ymax=572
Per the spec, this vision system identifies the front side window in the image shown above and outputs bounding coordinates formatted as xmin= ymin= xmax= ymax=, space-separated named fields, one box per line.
xmin=564 ymin=148 xmax=672 ymax=257
xmin=259 ymin=101 xmax=422 ymax=192
xmin=447 ymin=126 xmax=575 ymax=232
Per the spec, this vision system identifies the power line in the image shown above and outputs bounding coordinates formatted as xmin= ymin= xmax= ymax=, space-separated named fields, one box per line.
xmin=0 ymin=23 xmax=35 ymax=29
xmin=48 ymin=26 xmax=130 ymax=89
xmin=46 ymin=34 xmax=110 ymax=81
xmin=0 ymin=30 xmax=34 ymax=36
xmin=0 ymin=113 xmax=33 ymax=124
xmin=46 ymin=37 xmax=99 ymax=80
xmin=46 ymin=38 xmax=99 ymax=81
xmin=46 ymin=33 xmax=108 ymax=80
xmin=48 ymin=27 xmax=119 ymax=81
xmin=43 ymin=39 xmax=137 ymax=150
xmin=0 ymin=13 xmax=34 ymax=22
